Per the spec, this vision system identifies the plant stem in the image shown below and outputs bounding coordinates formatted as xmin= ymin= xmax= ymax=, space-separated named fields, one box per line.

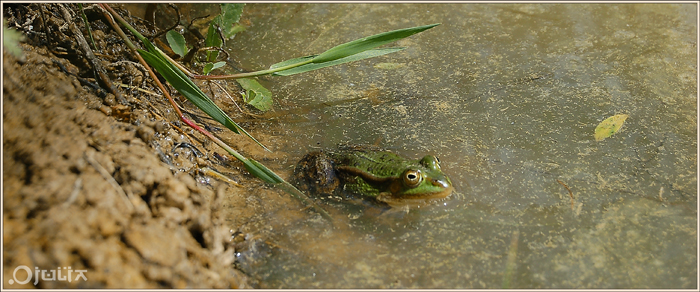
xmin=101 ymin=4 xmax=147 ymax=43
xmin=78 ymin=4 xmax=97 ymax=50
xmin=192 ymin=58 xmax=314 ymax=80
xmin=98 ymin=4 xmax=137 ymax=50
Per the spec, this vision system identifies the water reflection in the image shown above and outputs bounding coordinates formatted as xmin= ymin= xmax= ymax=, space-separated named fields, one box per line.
xmin=210 ymin=3 xmax=695 ymax=288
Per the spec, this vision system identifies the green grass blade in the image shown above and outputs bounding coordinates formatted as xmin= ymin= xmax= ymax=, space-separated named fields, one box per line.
xmin=138 ymin=40 xmax=270 ymax=151
xmin=269 ymin=55 xmax=317 ymax=70
xmin=138 ymin=49 xmax=231 ymax=129
xmin=311 ymin=23 xmax=439 ymax=64
xmin=273 ymin=48 xmax=404 ymax=76
xmin=244 ymin=159 xmax=283 ymax=184
xmin=78 ymin=4 xmax=97 ymax=50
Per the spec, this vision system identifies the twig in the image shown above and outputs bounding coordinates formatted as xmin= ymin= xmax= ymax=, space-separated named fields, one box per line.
xmin=146 ymin=3 xmax=181 ymax=40
xmin=200 ymin=167 xmax=242 ymax=187
xmin=114 ymin=82 xmax=161 ymax=97
xmin=58 ymin=3 xmax=126 ymax=104
xmin=63 ymin=177 xmax=83 ymax=207
xmin=38 ymin=4 xmax=52 ymax=44
xmin=556 ymin=179 xmax=575 ymax=210
xmin=85 ymin=152 xmax=134 ymax=213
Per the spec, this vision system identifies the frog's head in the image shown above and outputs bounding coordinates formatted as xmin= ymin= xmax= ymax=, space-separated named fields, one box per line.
xmin=385 ymin=155 xmax=453 ymax=203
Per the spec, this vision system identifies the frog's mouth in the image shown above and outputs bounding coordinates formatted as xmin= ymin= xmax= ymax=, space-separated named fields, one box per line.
xmin=414 ymin=185 xmax=454 ymax=200
xmin=379 ymin=185 xmax=454 ymax=207
xmin=415 ymin=177 xmax=454 ymax=199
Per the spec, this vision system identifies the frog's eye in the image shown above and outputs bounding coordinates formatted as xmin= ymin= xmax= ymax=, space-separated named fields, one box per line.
xmin=420 ymin=155 xmax=441 ymax=170
xmin=403 ymin=169 xmax=423 ymax=188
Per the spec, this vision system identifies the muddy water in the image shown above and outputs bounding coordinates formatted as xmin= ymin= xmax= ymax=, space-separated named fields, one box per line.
xmin=199 ymin=3 xmax=693 ymax=288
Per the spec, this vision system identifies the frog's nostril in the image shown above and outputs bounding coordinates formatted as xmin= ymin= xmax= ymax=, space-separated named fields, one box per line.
xmin=432 ymin=179 xmax=450 ymax=188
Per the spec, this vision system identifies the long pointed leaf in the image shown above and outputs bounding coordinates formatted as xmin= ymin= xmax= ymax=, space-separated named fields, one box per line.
xmin=244 ymin=159 xmax=283 ymax=184
xmin=138 ymin=40 xmax=270 ymax=151
xmin=272 ymin=48 xmax=405 ymax=76
xmin=269 ymin=55 xmax=317 ymax=71
xmin=311 ymin=23 xmax=439 ymax=64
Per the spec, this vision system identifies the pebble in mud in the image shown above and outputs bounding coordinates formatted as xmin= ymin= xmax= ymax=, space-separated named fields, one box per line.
xmin=153 ymin=120 xmax=169 ymax=134
xmin=103 ymin=93 xmax=117 ymax=106
xmin=137 ymin=124 xmax=156 ymax=143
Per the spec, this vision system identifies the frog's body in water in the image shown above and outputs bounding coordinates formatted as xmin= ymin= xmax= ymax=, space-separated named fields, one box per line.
xmin=293 ymin=146 xmax=453 ymax=207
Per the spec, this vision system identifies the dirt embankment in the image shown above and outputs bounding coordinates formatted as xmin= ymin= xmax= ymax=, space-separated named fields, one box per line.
xmin=3 ymin=3 xmax=265 ymax=288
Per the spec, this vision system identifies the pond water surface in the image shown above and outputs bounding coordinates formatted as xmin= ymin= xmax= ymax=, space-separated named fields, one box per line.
xmin=184 ymin=3 xmax=695 ymax=288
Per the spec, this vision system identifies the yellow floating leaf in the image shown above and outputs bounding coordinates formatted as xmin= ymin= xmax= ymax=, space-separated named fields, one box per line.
xmin=594 ymin=114 xmax=629 ymax=141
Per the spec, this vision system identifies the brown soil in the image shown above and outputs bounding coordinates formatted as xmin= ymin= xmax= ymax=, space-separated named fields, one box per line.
xmin=2 ymin=3 xmax=282 ymax=288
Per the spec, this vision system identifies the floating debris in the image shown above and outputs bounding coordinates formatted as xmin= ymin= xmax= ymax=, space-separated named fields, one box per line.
xmin=594 ymin=114 xmax=628 ymax=141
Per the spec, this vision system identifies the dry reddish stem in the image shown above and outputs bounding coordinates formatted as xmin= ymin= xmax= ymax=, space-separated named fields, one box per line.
xmin=557 ymin=179 xmax=575 ymax=210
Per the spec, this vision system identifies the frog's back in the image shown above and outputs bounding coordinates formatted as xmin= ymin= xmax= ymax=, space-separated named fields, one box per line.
xmin=328 ymin=149 xmax=415 ymax=179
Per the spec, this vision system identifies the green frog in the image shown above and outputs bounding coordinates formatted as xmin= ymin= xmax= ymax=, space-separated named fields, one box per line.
xmin=293 ymin=146 xmax=453 ymax=207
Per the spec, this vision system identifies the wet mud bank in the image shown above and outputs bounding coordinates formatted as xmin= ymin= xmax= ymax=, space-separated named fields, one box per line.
xmin=3 ymin=3 xmax=267 ymax=288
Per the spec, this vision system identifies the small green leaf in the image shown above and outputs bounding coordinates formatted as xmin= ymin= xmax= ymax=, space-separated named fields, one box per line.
xmin=594 ymin=114 xmax=629 ymax=141
xmin=272 ymin=48 xmax=405 ymax=76
xmin=236 ymin=78 xmax=273 ymax=111
xmin=202 ymin=63 xmax=213 ymax=75
xmin=205 ymin=22 xmax=223 ymax=62
xmin=203 ymin=61 xmax=226 ymax=75
xmin=3 ymin=20 xmax=24 ymax=58
xmin=227 ymin=23 xmax=246 ymax=37
xmin=214 ymin=3 xmax=245 ymax=39
xmin=312 ymin=23 xmax=439 ymax=64
xmin=211 ymin=61 xmax=226 ymax=69
xmin=165 ymin=30 xmax=188 ymax=57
